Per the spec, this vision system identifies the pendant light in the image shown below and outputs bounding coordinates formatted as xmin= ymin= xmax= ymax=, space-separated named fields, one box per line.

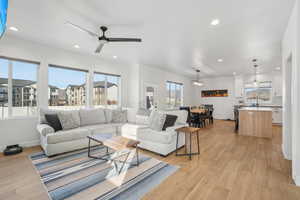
xmin=192 ymin=69 xmax=204 ymax=86
xmin=252 ymin=59 xmax=259 ymax=87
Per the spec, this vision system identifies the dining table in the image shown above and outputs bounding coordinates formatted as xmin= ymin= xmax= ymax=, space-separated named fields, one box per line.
xmin=190 ymin=108 xmax=207 ymax=114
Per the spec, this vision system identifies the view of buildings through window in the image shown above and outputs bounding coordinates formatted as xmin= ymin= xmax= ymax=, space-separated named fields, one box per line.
xmin=93 ymin=72 xmax=120 ymax=108
xmin=48 ymin=65 xmax=87 ymax=109
xmin=166 ymin=81 xmax=183 ymax=108
xmin=0 ymin=58 xmax=38 ymax=119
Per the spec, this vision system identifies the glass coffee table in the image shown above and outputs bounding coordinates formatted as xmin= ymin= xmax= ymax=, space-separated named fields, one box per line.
xmin=87 ymin=133 xmax=140 ymax=172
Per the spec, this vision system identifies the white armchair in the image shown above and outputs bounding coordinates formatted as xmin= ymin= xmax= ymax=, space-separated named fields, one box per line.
xmin=122 ymin=110 xmax=188 ymax=156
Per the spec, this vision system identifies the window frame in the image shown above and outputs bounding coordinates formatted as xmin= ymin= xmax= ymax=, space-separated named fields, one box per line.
xmin=93 ymin=71 xmax=121 ymax=108
xmin=0 ymin=57 xmax=40 ymax=119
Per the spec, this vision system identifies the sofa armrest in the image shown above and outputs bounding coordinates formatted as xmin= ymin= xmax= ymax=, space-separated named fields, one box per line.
xmin=37 ymin=124 xmax=55 ymax=136
xmin=165 ymin=123 xmax=188 ymax=133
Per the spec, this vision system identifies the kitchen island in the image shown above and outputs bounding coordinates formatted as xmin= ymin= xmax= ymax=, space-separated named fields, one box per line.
xmin=238 ymin=107 xmax=273 ymax=138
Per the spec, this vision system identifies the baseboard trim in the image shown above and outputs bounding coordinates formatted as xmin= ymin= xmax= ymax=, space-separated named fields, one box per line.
xmin=282 ymin=143 xmax=292 ymax=160
xmin=0 ymin=139 xmax=40 ymax=152
xmin=294 ymin=176 xmax=300 ymax=186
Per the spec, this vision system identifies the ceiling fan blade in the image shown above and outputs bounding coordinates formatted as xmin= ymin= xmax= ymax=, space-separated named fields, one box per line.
xmin=66 ymin=21 xmax=99 ymax=38
xmin=95 ymin=43 xmax=105 ymax=53
xmin=107 ymin=37 xmax=142 ymax=42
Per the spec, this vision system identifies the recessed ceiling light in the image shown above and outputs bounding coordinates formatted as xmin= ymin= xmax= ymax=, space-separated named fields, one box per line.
xmin=210 ymin=19 xmax=220 ymax=26
xmin=275 ymin=67 xmax=281 ymax=70
xmin=113 ymin=55 xmax=117 ymax=59
xmin=74 ymin=44 xmax=80 ymax=49
xmin=233 ymin=72 xmax=236 ymax=75
xmin=217 ymin=58 xmax=223 ymax=62
xmin=9 ymin=26 xmax=19 ymax=32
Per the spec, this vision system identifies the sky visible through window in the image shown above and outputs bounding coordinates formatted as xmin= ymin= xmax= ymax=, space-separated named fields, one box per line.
xmin=49 ymin=66 xmax=86 ymax=89
xmin=0 ymin=59 xmax=36 ymax=81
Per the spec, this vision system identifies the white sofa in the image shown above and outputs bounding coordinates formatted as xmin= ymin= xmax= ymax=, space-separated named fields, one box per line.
xmin=121 ymin=110 xmax=188 ymax=156
xmin=37 ymin=108 xmax=132 ymax=156
xmin=37 ymin=108 xmax=188 ymax=157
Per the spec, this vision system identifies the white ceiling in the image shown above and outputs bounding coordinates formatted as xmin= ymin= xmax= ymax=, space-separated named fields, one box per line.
xmin=5 ymin=0 xmax=295 ymax=77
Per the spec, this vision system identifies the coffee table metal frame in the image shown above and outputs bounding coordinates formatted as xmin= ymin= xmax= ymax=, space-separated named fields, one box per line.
xmin=87 ymin=135 xmax=140 ymax=173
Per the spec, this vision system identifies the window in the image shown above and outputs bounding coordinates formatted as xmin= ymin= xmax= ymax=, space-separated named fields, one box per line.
xmin=93 ymin=72 xmax=120 ymax=108
xmin=166 ymin=81 xmax=183 ymax=108
xmin=244 ymin=81 xmax=272 ymax=104
xmin=0 ymin=58 xmax=38 ymax=119
xmin=48 ymin=65 xmax=87 ymax=110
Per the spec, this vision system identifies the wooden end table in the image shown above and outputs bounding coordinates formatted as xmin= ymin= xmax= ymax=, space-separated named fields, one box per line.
xmin=175 ymin=127 xmax=201 ymax=160
xmin=87 ymin=134 xmax=140 ymax=173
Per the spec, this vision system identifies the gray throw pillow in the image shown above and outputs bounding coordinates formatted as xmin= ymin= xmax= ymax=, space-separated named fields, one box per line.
xmin=149 ymin=111 xmax=166 ymax=131
xmin=79 ymin=108 xmax=106 ymax=126
xmin=57 ymin=112 xmax=80 ymax=130
xmin=111 ymin=110 xmax=128 ymax=123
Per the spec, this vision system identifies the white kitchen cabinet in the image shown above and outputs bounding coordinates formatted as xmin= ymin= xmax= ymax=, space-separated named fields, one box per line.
xmin=235 ymin=76 xmax=244 ymax=98
xmin=272 ymin=73 xmax=282 ymax=97
xmin=272 ymin=108 xmax=282 ymax=124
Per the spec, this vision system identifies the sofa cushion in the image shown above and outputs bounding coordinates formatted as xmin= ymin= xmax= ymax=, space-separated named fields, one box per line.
xmin=122 ymin=125 xmax=174 ymax=144
xmin=45 ymin=114 xmax=62 ymax=132
xmin=39 ymin=108 xmax=81 ymax=126
xmin=104 ymin=109 xmax=113 ymax=123
xmin=135 ymin=115 xmax=149 ymax=125
xmin=46 ymin=128 xmax=90 ymax=144
xmin=121 ymin=123 xmax=149 ymax=139
xmin=149 ymin=110 xmax=166 ymax=131
xmin=83 ymin=123 xmax=122 ymax=135
xmin=138 ymin=129 xmax=175 ymax=144
xmin=111 ymin=110 xmax=127 ymax=123
xmin=57 ymin=111 xmax=80 ymax=130
xmin=79 ymin=108 xmax=106 ymax=126
xmin=136 ymin=108 xmax=151 ymax=116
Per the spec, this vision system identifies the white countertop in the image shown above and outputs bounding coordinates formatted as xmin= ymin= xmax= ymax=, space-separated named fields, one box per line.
xmin=238 ymin=107 xmax=273 ymax=112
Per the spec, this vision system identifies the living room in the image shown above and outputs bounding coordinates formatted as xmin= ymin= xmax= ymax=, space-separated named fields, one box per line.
xmin=1 ymin=0 xmax=300 ymax=200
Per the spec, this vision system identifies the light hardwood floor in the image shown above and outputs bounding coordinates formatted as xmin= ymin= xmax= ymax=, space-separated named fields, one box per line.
xmin=1 ymin=120 xmax=300 ymax=200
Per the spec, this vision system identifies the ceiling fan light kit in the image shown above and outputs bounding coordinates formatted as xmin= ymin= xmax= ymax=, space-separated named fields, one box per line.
xmin=66 ymin=22 xmax=142 ymax=54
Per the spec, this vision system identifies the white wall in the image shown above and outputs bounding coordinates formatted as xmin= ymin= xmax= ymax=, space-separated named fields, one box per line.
xmin=0 ymin=35 xmax=194 ymax=151
xmin=195 ymin=76 xmax=235 ymax=120
xmin=282 ymin=0 xmax=300 ymax=186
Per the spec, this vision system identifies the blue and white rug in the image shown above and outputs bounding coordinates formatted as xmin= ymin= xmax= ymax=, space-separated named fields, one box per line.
xmin=29 ymin=146 xmax=178 ymax=200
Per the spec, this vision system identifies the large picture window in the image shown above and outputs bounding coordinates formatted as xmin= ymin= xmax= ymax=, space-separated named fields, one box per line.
xmin=93 ymin=72 xmax=120 ymax=108
xmin=48 ymin=65 xmax=87 ymax=109
xmin=166 ymin=81 xmax=183 ymax=108
xmin=0 ymin=58 xmax=38 ymax=119
xmin=244 ymin=81 xmax=272 ymax=104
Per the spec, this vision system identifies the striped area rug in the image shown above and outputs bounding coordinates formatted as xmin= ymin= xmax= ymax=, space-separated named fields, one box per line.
xmin=29 ymin=146 xmax=178 ymax=200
